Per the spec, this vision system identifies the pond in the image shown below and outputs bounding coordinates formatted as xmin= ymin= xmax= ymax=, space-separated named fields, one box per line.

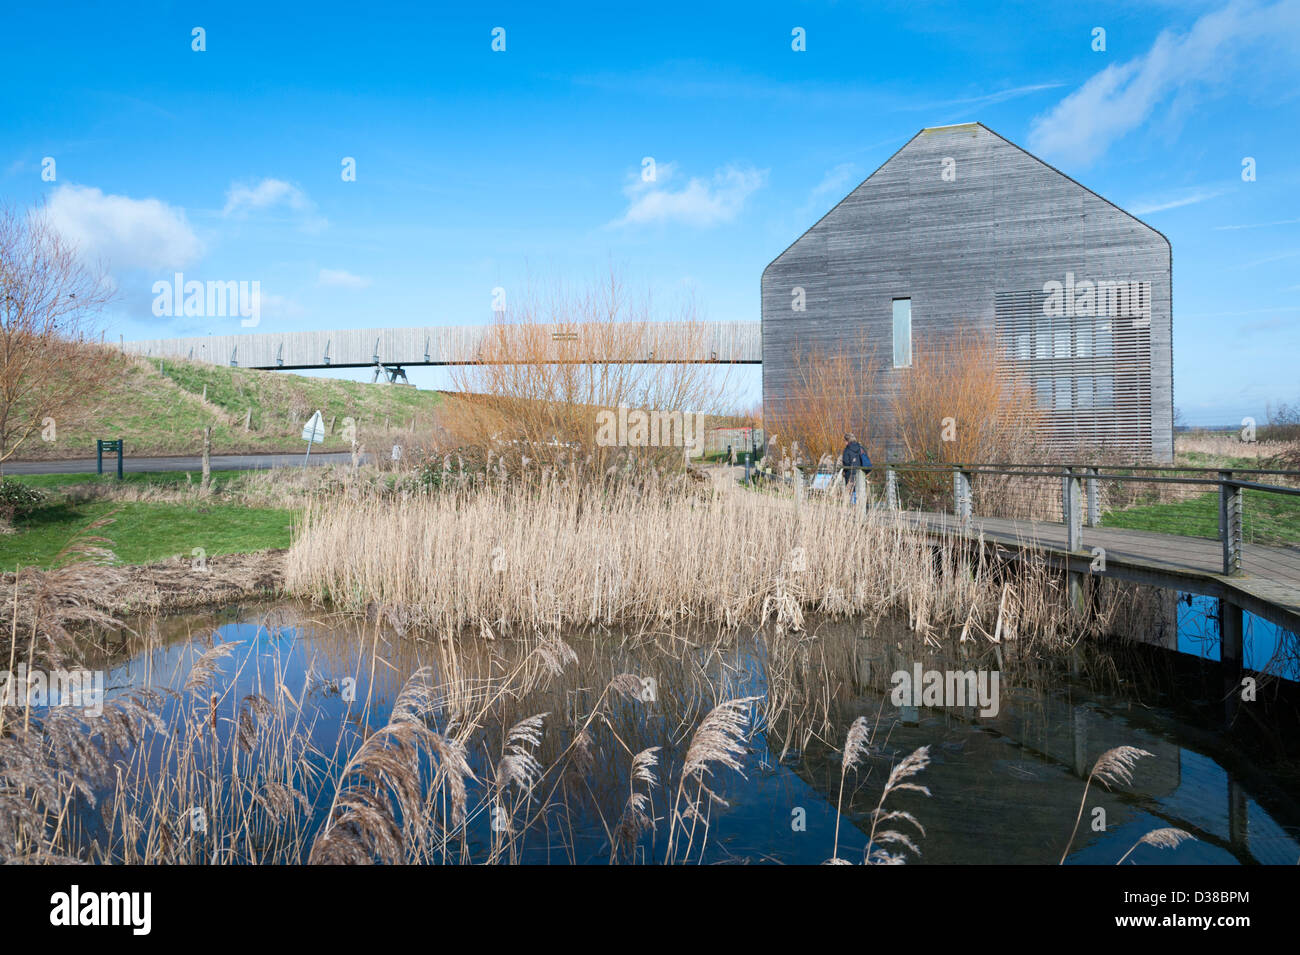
xmin=40 ymin=600 xmax=1299 ymax=866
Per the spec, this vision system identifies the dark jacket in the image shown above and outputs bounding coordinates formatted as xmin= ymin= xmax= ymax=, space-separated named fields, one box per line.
xmin=842 ymin=441 xmax=870 ymax=473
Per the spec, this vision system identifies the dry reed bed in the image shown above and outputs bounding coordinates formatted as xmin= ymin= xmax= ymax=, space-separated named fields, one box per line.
xmin=285 ymin=479 xmax=1083 ymax=644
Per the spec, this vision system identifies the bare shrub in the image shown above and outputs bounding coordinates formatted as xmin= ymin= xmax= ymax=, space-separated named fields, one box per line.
xmin=764 ymin=331 xmax=881 ymax=468
xmin=444 ymin=271 xmax=732 ymax=473
xmin=0 ymin=202 xmax=114 ymax=469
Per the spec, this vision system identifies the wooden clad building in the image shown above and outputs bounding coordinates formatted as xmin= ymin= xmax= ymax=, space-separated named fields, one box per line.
xmin=760 ymin=123 xmax=1174 ymax=462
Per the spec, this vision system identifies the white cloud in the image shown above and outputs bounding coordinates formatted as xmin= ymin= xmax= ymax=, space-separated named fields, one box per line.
xmin=255 ymin=292 xmax=306 ymax=321
xmin=806 ymin=163 xmax=859 ymax=210
xmin=1127 ymin=187 xmax=1226 ymax=215
xmin=614 ymin=163 xmax=767 ymax=228
xmin=223 ymin=177 xmax=326 ymax=231
xmin=44 ymin=184 xmax=202 ymax=271
xmin=907 ymin=83 xmax=1065 ymax=112
xmin=1029 ymin=0 xmax=1300 ymax=165
xmin=1215 ymin=217 xmax=1300 ymax=230
xmin=317 ymin=268 xmax=372 ymax=289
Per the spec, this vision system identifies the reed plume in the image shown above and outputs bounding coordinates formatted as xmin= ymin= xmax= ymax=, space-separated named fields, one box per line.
xmin=1116 ymin=827 xmax=1196 ymax=865
xmin=665 ymin=696 xmax=758 ymax=863
xmin=1061 ymin=746 xmax=1154 ymax=864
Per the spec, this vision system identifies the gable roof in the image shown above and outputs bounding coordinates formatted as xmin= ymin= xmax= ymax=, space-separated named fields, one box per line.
xmin=764 ymin=122 xmax=1170 ymax=275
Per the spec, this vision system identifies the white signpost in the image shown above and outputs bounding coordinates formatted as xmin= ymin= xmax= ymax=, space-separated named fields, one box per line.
xmin=301 ymin=410 xmax=326 ymax=465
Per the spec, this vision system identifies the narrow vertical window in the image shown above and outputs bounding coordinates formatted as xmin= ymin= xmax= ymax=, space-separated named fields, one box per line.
xmin=892 ymin=298 xmax=912 ymax=368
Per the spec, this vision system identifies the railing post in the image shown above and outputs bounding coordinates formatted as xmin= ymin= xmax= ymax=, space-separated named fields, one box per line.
xmin=1218 ymin=469 xmax=1232 ymax=539
xmin=953 ymin=467 xmax=972 ymax=532
xmin=1085 ymin=467 xmax=1100 ymax=527
xmin=1219 ymin=471 xmax=1243 ymax=576
xmin=854 ymin=466 xmax=867 ymax=514
xmin=885 ymin=467 xmax=899 ymax=511
xmin=1063 ymin=467 xmax=1082 ymax=551
xmin=1063 ymin=466 xmax=1085 ymax=616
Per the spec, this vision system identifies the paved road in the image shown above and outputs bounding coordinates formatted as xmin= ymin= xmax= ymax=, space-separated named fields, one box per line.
xmin=3 ymin=451 xmax=362 ymax=475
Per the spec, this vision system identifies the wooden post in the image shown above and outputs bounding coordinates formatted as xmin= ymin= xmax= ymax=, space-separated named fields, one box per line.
xmin=885 ymin=467 xmax=899 ymax=510
xmin=327 ymin=414 xmax=336 ymax=436
xmin=1085 ymin=468 xmax=1100 ymax=527
xmin=854 ymin=467 xmax=867 ymax=515
xmin=1063 ymin=467 xmax=1085 ymax=616
xmin=953 ymin=467 xmax=972 ymax=532
xmin=201 ymin=426 xmax=212 ymax=494
xmin=793 ymin=467 xmax=804 ymax=508
xmin=1063 ymin=468 xmax=1083 ymax=551
xmin=1219 ymin=471 xmax=1243 ymax=575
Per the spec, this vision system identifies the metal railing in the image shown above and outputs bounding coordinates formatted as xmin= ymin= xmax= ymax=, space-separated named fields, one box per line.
xmin=787 ymin=461 xmax=1300 ymax=578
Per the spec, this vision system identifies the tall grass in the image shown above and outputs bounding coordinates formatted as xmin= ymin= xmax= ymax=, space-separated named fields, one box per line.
xmin=285 ymin=474 xmax=1089 ymax=645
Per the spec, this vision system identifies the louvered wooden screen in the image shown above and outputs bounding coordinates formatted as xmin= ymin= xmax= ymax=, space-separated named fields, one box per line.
xmin=994 ymin=284 xmax=1153 ymax=458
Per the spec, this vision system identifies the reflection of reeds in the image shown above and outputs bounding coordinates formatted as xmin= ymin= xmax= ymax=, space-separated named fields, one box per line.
xmin=1 ymin=596 xmax=1201 ymax=866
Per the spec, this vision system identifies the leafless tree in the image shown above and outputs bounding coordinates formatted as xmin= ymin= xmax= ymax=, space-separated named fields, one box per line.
xmin=0 ymin=203 xmax=114 ymax=470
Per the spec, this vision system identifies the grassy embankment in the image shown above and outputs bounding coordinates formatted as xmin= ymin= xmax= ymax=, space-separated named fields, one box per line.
xmin=11 ymin=351 xmax=442 ymax=460
xmin=1 ymin=353 xmax=445 ymax=568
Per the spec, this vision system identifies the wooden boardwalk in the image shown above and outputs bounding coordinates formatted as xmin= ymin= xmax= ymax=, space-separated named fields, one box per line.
xmin=887 ymin=508 xmax=1300 ymax=635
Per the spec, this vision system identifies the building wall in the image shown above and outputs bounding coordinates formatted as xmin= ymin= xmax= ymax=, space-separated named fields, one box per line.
xmin=761 ymin=123 xmax=1173 ymax=462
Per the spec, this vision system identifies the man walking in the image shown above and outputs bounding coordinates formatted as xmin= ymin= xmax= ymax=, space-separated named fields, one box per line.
xmin=841 ymin=433 xmax=871 ymax=504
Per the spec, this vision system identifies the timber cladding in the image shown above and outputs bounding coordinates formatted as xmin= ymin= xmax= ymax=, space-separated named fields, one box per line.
xmin=761 ymin=122 xmax=1174 ymax=463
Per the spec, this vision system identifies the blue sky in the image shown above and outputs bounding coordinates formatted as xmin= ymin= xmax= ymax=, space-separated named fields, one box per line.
xmin=2 ymin=0 xmax=1297 ymax=424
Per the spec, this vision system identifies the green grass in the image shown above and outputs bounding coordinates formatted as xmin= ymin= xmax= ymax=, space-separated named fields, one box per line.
xmin=6 ymin=470 xmax=245 ymax=492
xmin=0 ymin=500 xmax=294 ymax=569
xmin=1175 ymin=451 xmax=1275 ymax=471
xmin=20 ymin=351 xmax=442 ymax=461
xmin=1102 ymin=489 xmax=1300 ymax=546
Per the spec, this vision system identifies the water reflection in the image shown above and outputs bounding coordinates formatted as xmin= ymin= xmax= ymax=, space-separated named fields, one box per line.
xmin=1175 ymin=592 xmax=1300 ymax=682
xmin=78 ymin=604 xmax=1300 ymax=865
